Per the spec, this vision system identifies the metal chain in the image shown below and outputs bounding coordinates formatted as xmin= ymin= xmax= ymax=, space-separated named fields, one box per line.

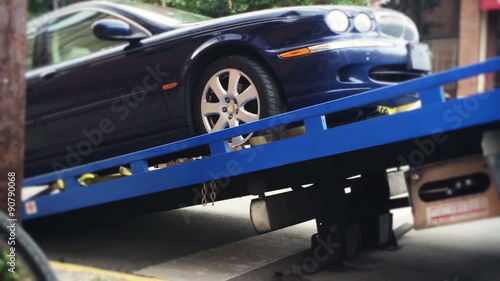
xmin=210 ymin=181 xmax=217 ymax=206
xmin=201 ymin=182 xmax=208 ymax=206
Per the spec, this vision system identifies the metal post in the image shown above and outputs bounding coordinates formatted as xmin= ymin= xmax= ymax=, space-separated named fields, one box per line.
xmin=0 ymin=0 xmax=27 ymax=220
xmin=313 ymin=177 xmax=348 ymax=270
xmin=482 ymin=130 xmax=500 ymax=194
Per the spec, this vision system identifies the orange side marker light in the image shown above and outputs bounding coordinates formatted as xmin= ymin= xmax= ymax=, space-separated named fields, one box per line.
xmin=278 ymin=48 xmax=311 ymax=58
xmin=162 ymin=82 xmax=178 ymax=91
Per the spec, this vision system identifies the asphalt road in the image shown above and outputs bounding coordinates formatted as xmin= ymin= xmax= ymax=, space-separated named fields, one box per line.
xmin=26 ymin=193 xmax=500 ymax=281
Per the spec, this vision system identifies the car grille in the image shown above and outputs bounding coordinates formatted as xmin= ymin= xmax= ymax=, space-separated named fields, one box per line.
xmin=369 ymin=65 xmax=426 ymax=83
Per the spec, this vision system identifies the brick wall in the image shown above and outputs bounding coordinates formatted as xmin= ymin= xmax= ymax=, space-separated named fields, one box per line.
xmin=485 ymin=11 xmax=498 ymax=91
xmin=373 ymin=0 xmax=497 ymax=95
xmin=457 ymin=0 xmax=482 ymax=96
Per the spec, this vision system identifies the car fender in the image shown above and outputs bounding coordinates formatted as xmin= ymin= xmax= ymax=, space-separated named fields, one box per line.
xmin=183 ymin=31 xmax=274 ymax=97
xmin=189 ymin=32 xmax=271 ymax=61
xmin=190 ymin=33 xmax=244 ymax=60
xmin=180 ymin=32 xmax=274 ymax=129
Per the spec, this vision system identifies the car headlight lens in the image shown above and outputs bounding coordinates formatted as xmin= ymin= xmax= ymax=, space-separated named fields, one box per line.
xmin=375 ymin=11 xmax=420 ymax=42
xmin=354 ymin=13 xmax=372 ymax=33
xmin=326 ymin=10 xmax=349 ymax=33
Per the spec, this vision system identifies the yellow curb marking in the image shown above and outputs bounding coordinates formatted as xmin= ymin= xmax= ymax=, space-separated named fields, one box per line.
xmin=50 ymin=261 xmax=168 ymax=281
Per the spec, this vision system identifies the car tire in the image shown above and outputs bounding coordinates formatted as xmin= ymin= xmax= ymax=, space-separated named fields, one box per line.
xmin=193 ymin=55 xmax=285 ymax=146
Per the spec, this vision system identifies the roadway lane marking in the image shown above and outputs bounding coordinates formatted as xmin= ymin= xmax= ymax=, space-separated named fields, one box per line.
xmin=50 ymin=261 xmax=168 ymax=281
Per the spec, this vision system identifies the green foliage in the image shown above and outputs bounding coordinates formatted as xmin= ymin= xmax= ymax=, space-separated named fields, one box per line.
xmin=0 ymin=251 xmax=20 ymax=281
xmin=28 ymin=0 xmax=49 ymax=19
xmin=0 ymin=249 xmax=35 ymax=281
xmin=29 ymin=0 xmax=369 ymax=19
xmin=163 ymin=0 xmax=370 ymax=17
xmin=28 ymin=0 xmax=70 ymax=19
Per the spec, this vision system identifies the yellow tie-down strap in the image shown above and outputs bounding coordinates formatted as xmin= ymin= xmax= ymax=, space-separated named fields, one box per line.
xmin=77 ymin=166 xmax=133 ymax=187
xmin=377 ymin=100 xmax=422 ymax=115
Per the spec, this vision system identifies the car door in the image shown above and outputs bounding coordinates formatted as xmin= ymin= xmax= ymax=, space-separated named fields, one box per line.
xmin=33 ymin=9 xmax=170 ymax=169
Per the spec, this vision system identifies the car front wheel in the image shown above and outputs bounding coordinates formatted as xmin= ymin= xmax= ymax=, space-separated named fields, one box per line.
xmin=193 ymin=55 xmax=284 ymax=146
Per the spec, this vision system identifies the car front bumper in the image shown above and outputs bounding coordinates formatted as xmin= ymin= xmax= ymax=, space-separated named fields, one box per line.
xmin=265 ymin=39 xmax=431 ymax=110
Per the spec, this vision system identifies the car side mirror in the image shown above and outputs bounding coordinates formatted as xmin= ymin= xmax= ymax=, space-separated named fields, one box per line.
xmin=92 ymin=19 xmax=148 ymax=41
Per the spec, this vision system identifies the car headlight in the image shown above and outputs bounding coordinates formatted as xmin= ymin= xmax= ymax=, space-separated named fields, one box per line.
xmin=326 ymin=10 xmax=349 ymax=33
xmin=354 ymin=13 xmax=372 ymax=33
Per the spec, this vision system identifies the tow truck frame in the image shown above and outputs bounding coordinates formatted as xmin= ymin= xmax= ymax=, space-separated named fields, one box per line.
xmin=23 ymin=57 xmax=500 ymax=266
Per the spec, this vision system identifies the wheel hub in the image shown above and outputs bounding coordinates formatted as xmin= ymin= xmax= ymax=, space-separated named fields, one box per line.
xmin=226 ymin=100 xmax=238 ymax=114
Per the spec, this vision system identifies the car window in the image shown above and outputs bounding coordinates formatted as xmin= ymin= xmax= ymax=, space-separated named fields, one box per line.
xmin=26 ymin=28 xmax=36 ymax=70
xmin=44 ymin=10 xmax=127 ymax=65
xmin=115 ymin=2 xmax=211 ymax=24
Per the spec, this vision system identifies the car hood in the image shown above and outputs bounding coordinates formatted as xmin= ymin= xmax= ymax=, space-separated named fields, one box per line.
xmin=181 ymin=5 xmax=380 ymax=29
xmin=153 ymin=5 xmax=387 ymax=44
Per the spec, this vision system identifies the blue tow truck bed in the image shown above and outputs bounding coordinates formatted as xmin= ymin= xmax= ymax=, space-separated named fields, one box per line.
xmin=22 ymin=57 xmax=500 ymax=221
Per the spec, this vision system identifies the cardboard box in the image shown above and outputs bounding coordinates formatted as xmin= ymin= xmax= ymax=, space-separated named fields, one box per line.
xmin=406 ymin=155 xmax=500 ymax=229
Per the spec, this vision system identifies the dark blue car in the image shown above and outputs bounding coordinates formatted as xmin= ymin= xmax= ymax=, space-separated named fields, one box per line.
xmin=25 ymin=0 xmax=430 ymax=177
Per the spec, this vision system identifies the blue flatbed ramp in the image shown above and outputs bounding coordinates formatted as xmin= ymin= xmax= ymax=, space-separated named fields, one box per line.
xmin=22 ymin=57 xmax=500 ymax=220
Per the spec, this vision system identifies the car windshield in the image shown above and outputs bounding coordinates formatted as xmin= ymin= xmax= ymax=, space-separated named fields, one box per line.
xmin=113 ymin=1 xmax=211 ymax=23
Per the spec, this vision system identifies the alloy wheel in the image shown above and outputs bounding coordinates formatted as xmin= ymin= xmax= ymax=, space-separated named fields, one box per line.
xmin=200 ymin=68 xmax=260 ymax=146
